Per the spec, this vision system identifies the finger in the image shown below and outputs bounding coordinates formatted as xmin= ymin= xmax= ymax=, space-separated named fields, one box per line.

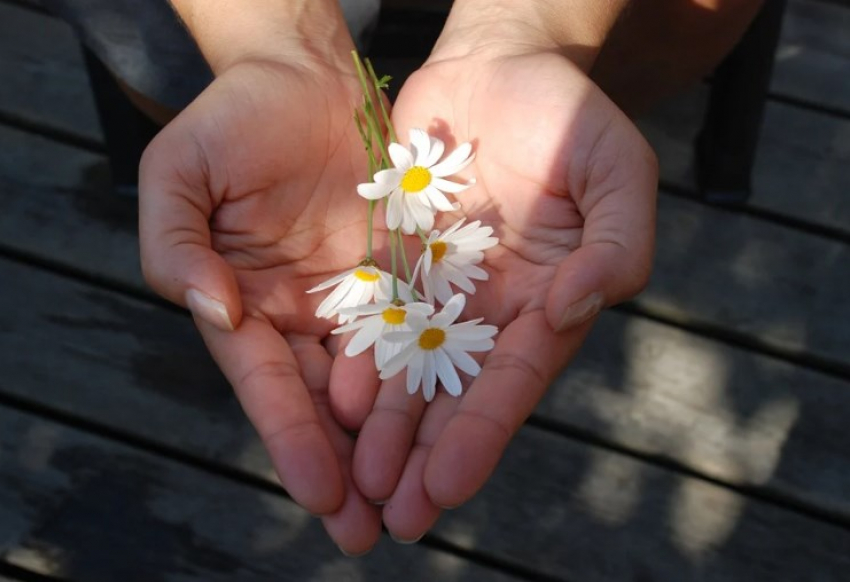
xmin=286 ymin=334 xmax=382 ymax=555
xmin=352 ymin=372 xmax=427 ymax=503
xmin=382 ymin=394 xmax=458 ymax=541
xmin=328 ymin=334 xmax=382 ymax=431
xmin=195 ymin=316 xmax=344 ymax=515
xmin=546 ymin=130 xmax=658 ymax=331
xmin=138 ymin=126 xmax=241 ymax=331
xmin=424 ymin=311 xmax=593 ymax=508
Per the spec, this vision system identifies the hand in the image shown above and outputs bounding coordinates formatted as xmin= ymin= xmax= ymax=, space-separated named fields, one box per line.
xmin=348 ymin=48 xmax=657 ymax=540
xmin=139 ymin=58 xmax=385 ymax=555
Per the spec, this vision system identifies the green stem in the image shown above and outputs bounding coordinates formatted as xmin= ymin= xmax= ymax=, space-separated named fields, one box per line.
xmin=352 ymin=51 xmax=390 ymax=167
xmin=415 ymin=226 xmax=429 ymax=244
xmin=396 ymin=229 xmax=420 ymax=301
xmin=366 ymin=58 xmax=397 ymax=144
xmin=389 ymin=228 xmax=400 ymax=301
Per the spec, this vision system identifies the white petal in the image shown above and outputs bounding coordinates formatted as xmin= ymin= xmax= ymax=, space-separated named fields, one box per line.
xmin=444 ymin=268 xmax=477 ymax=295
xmin=357 ymin=181 xmax=394 ymax=200
xmin=380 ymin=342 xmax=418 ymax=379
xmin=430 ymin=143 xmax=474 ymax=177
xmin=375 ymin=168 xmax=403 ymax=184
xmin=386 ymin=190 xmax=404 ymax=230
xmin=445 ymin=348 xmax=481 ymax=376
xmin=388 ymin=143 xmax=414 ymax=170
xmin=338 ymin=301 xmax=389 ymax=317
xmin=442 ymin=294 xmax=466 ymax=323
xmin=331 ymin=317 xmax=371 ymax=335
xmin=307 ymin=268 xmax=355 ymax=293
xmin=406 ymin=351 xmax=425 ymax=394
xmin=431 ymin=177 xmax=473 ymax=194
xmin=411 ymin=254 xmax=425 ymax=285
xmin=344 ymin=317 xmax=385 ymax=356
xmin=383 ymin=330 xmax=419 ymax=343
xmin=314 ymin=275 xmax=357 ymax=318
xmin=440 ymin=217 xmax=467 ymax=239
xmin=408 ymin=196 xmax=436 ymax=233
xmin=447 ymin=323 xmax=498 ymax=341
xmin=424 ymin=186 xmax=460 ymax=212
xmin=423 ymin=246 xmax=433 ymax=275
xmin=461 ymin=263 xmax=489 ymax=281
xmin=405 ymin=311 xmax=430 ymax=331
xmin=404 ymin=302 xmax=435 ymax=315
xmin=422 ymin=352 xmax=437 ymax=402
xmin=444 ymin=337 xmax=495 ymax=352
xmin=425 ymin=137 xmax=445 ymax=167
xmin=435 ymin=348 xmax=462 ymax=396
xmin=432 ymin=273 xmax=455 ymax=306
xmin=409 ymin=128 xmax=432 ymax=166
xmin=376 ymin=334 xmax=405 ymax=368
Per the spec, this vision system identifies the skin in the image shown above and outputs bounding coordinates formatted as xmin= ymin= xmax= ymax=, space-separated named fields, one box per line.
xmin=140 ymin=0 xmax=760 ymax=554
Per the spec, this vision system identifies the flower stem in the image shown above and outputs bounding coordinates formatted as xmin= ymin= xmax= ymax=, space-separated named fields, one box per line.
xmin=352 ymin=51 xmax=390 ymax=168
xmin=396 ymin=229 xmax=420 ymax=301
xmin=366 ymin=58 xmax=397 ymax=144
xmin=389 ymin=228 xmax=400 ymax=301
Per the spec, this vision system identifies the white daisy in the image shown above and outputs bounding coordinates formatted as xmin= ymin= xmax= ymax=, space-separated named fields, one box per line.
xmin=413 ymin=218 xmax=499 ymax=305
xmin=380 ymin=294 xmax=498 ymax=402
xmin=332 ymin=299 xmax=434 ymax=368
xmin=357 ymin=128 xmax=476 ymax=235
xmin=307 ymin=264 xmax=392 ymax=324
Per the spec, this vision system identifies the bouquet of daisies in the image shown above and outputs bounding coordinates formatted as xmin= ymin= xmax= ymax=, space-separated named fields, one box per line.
xmin=307 ymin=53 xmax=498 ymax=402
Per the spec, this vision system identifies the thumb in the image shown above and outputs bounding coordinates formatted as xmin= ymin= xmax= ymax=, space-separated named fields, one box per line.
xmin=138 ymin=130 xmax=242 ymax=332
xmin=545 ymin=153 xmax=657 ymax=332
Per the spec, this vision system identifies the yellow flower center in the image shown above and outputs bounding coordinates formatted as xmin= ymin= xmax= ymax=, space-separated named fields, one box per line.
xmin=354 ymin=268 xmax=380 ymax=282
xmin=400 ymin=166 xmax=432 ymax=193
xmin=429 ymin=241 xmax=448 ymax=263
xmin=418 ymin=327 xmax=446 ymax=350
xmin=382 ymin=307 xmax=407 ymax=325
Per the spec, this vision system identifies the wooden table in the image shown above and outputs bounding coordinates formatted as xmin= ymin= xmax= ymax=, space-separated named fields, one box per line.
xmin=1 ymin=0 xmax=849 ymax=580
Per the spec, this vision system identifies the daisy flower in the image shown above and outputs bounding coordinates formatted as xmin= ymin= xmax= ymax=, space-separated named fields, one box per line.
xmin=413 ymin=218 xmax=499 ymax=305
xmin=380 ymin=294 xmax=497 ymax=402
xmin=307 ymin=263 xmax=392 ymax=324
xmin=357 ymin=128 xmax=476 ymax=234
xmin=332 ymin=299 xmax=434 ymax=368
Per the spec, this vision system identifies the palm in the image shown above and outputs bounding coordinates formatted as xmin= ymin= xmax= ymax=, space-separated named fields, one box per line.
xmin=348 ymin=52 xmax=657 ymax=540
xmin=140 ymin=60 xmax=385 ymax=554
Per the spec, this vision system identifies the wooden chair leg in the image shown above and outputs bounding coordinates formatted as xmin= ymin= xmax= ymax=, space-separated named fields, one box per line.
xmin=82 ymin=47 xmax=160 ymax=197
xmin=696 ymin=0 xmax=787 ymax=204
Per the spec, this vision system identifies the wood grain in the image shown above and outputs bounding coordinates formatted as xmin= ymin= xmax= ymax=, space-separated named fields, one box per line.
xmin=1 ymin=251 xmax=850 ymax=577
xmin=0 ymin=407 xmax=520 ymax=582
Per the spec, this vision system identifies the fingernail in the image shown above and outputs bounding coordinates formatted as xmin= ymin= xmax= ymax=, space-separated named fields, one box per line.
xmin=338 ymin=545 xmax=371 ymax=558
xmin=390 ymin=531 xmax=425 ymax=545
xmin=369 ymin=498 xmax=389 ymax=506
xmin=557 ymin=292 xmax=604 ymax=331
xmin=185 ymin=288 xmax=234 ymax=331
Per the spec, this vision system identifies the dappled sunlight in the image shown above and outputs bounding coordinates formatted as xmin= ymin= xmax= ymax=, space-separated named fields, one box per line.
xmin=577 ymin=454 xmax=643 ymax=525
xmin=250 ymin=498 xmax=313 ymax=553
xmin=669 ymin=478 xmax=743 ymax=559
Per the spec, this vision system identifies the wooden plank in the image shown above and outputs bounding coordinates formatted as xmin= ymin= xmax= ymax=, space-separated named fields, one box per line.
xmin=3 ymin=252 xmax=850 ymax=523
xmin=0 ymin=409 xmax=518 ymax=582
xmin=1 ymin=272 xmax=850 ymax=581
xmin=3 ymin=246 xmax=850 ymax=574
xmin=0 ymin=2 xmax=101 ymax=142
xmin=638 ymin=86 xmax=850 ymax=237
xmin=774 ymin=0 xmax=850 ymax=112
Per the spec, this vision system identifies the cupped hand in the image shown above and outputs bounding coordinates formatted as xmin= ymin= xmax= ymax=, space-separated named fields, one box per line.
xmin=138 ymin=59 xmax=386 ymax=555
xmin=350 ymin=50 xmax=658 ymax=541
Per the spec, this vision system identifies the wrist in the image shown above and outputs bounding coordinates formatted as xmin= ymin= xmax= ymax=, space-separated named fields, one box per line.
xmin=430 ymin=0 xmax=628 ymax=72
xmin=169 ymin=0 xmax=356 ymax=75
